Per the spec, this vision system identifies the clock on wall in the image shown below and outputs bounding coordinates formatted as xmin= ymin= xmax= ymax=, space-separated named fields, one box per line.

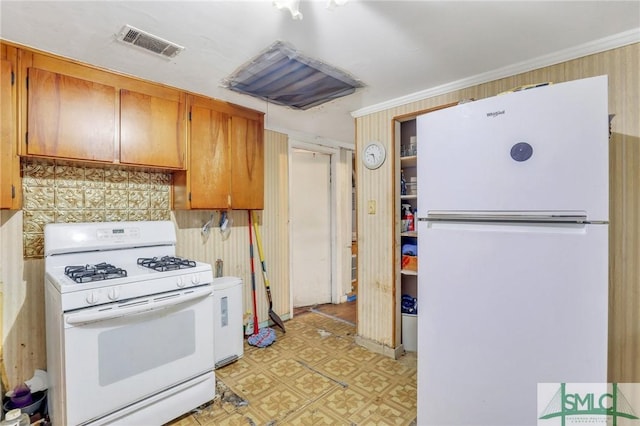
xmin=362 ymin=140 xmax=386 ymax=170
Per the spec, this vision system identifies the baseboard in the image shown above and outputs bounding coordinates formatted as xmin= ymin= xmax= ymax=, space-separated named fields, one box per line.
xmin=355 ymin=335 xmax=404 ymax=360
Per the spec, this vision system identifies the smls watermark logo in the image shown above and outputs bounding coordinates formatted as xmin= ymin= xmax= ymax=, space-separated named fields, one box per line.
xmin=538 ymin=383 xmax=640 ymax=425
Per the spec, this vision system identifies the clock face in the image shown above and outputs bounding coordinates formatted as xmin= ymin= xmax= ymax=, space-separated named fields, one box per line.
xmin=362 ymin=141 xmax=386 ymax=169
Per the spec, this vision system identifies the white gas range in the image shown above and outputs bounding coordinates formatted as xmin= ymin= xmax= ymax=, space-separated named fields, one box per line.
xmin=44 ymin=221 xmax=215 ymax=426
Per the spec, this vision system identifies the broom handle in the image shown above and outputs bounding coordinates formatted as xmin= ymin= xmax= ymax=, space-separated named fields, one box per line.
xmin=248 ymin=211 xmax=259 ymax=335
xmin=251 ymin=211 xmax=274 ymax=305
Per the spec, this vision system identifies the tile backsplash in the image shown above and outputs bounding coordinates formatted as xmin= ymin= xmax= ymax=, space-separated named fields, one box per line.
xmin=22 ymin=159 xmax=172 ymax=258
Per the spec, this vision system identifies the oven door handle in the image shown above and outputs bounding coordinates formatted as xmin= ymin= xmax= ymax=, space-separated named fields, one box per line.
xmin=65 ymin=288 xmax=213 ymax=326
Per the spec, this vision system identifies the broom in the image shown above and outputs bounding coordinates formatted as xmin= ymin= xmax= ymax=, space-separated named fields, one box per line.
xmin=247 ymin=211 xmax=276 ymax=348
xmin=251 ymin=211 xmax=286 ymax=333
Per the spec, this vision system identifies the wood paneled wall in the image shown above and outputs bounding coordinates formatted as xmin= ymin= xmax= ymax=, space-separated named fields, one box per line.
xmin=173 ymin=129 xmax=291 ymax=327
xmin=355 ymin=43 xmax=639 ymax=381
xmin=0 ymin=211 xmax=43 ymax=389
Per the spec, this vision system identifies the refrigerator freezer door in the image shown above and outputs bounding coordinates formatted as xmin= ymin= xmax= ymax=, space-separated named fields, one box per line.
xmin=417 ymin=220 xmax=608 ymax=426
xmin=417 ymin=76 xmax=608 ymax=222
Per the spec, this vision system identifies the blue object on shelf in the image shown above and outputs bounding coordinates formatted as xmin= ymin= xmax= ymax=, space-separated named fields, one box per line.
xmin=402 ymin=243 xmax=417 ymax=256
xmin=401 ymin=294 xmax=418 ymax=314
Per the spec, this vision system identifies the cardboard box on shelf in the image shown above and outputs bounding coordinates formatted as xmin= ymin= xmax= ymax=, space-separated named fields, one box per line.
xmin=402 ymin=255 xmax=417 ymax=271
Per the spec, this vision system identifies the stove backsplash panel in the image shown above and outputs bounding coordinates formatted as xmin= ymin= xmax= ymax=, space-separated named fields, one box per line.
xmin=22 ymin=159 xmax=172 ymax=258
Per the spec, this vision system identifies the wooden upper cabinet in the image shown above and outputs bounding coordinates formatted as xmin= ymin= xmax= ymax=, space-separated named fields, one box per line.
xmin=27 ymin=67 xmax=116 ymax=162
xmin=188 ymin=104 xmax=231 ymax=209
xmin=120 ymin=89 xmax=186 ymax=169
xmin=1 ymin=52 xmax=21 ymax=209
xmin=21 ymin=52 xmax=186 ymax=169
xmin=173 ymin=95 xmax=264 ymax=210
xmin=230 ymin=115 xmax=264 ymax=210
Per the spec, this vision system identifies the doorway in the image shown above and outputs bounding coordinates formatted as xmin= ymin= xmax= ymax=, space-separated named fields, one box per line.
xmin=290 ymin=147 xmax=332 ymax=307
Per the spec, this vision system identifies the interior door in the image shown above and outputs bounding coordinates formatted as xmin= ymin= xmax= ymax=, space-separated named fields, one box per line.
xmin=291 ymin=149 xmax=331 ymax=307
xmin=417 ymin=220 xmax=608 ymax=426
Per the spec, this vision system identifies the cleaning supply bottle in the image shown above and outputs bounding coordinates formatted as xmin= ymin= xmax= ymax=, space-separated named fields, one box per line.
xmin=401 ymin=204 xmax=411 ymax=232
xmin=407 ymin=207 xmax=414 ymax=232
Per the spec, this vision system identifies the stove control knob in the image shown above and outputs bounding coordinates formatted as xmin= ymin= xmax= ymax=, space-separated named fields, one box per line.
xmin=108 ymin=288 xmax=120 ymax=301
xmin=86 ymin=292 xmax=100 ymax=305
xmin=191 ymin=274 xmax=201 ymax=285
xmin=177 ymin=277 xmax=186 ymax=288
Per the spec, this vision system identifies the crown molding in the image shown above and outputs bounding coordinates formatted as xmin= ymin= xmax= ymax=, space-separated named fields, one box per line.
xmin=351 ymin=28 xmax=640 ymax=118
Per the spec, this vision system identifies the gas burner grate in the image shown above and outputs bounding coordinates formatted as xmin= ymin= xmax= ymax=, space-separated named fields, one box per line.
xmin=64 ymin=263 xmax=128 ymax=283
xmin=137 ymin=256 xmax=197 ymax=272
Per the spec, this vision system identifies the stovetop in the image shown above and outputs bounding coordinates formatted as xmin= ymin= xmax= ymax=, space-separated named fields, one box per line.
xmin=47 ymin=257 xmax=213 ymax=311
xmin=62 ymin=256 xmax=199 ymax=284
xmin=43 ymin=221 xmax=214 ymax=311
xmin=137 ymin=256 xmax=197 ymax=272
xmin=65 ymin=263 xmax=128 ymax=283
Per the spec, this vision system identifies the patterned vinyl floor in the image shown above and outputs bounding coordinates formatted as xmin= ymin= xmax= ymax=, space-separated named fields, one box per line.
xmin=166 ymin=311 xmax=417 ymax=425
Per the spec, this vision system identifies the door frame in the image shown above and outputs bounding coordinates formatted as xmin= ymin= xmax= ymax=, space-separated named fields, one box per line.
xmin=288 ymin=139 xmax=339 ymax=312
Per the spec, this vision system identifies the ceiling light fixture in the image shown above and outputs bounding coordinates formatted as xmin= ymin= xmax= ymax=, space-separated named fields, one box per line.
xmin=273 ymin=0 xmax=348 ymax=20
xmin=273 ymin=0 xmax=303 ymax=20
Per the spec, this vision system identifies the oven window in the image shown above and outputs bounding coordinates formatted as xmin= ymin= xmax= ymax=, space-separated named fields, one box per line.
xmin=98 ymin=310 xmax=196 ymax=386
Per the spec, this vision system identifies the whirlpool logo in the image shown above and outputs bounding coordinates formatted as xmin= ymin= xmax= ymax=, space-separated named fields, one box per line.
xmin=486 ymin=110 xmax=505 ymax=117
xmin=538 ymin=383 xmax=640 ymax=426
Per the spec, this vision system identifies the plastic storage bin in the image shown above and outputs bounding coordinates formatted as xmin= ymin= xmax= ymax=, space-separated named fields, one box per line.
xmin=402 ymin=313 xmax=417 ymax=352
xmin=212 ymin=276 xmax=244 ymax=368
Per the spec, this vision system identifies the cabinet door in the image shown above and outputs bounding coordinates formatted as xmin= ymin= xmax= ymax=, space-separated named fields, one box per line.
xmin=189 ymin=105 xmax=230 ymax=209
xmin=230 ymin=115 xmax=264 ymax=209
xmin=1 ymin=57 xmax=19 ymax=208
xmin=120 ymin=89 xmax=186 ymax=169
xmin=27 ymin=68 xmax=116 ymax=162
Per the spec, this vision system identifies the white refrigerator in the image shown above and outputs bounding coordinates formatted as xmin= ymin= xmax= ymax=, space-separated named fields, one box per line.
xmin=416 ymin=76 xmax=609 ymax=425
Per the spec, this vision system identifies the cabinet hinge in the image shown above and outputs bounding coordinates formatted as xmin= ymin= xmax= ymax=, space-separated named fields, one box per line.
xmin=188 ymin=192 xmax=191 ymax=202
xmin=25 ymin=132 xmax=28 ymax=144
xmin=11 ymin=185 xmax=16 ymax=199
xmin=188 ymin=111 xmax=192 ymax=121
xmin=11 ymin=71 xmax=15 ymax=86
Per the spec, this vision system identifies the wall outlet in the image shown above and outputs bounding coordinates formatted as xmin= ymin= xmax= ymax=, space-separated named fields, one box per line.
xmin=368 ymin=200 xmax=376 ymax=214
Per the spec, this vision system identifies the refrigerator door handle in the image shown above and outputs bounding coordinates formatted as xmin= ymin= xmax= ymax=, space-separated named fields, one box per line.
xmin=421 ymin=212 xmax=589 ymax=223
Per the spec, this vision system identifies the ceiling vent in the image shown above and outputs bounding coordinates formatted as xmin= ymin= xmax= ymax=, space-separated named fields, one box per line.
xmin=116 ymin=25 xmax=184 ymax=59
xmin=222 ymin=41 xmax=364 ymax=110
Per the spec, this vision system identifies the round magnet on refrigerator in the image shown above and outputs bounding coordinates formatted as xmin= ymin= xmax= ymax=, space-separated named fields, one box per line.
xmin=510 ymin=142 xmax=533 ymax=162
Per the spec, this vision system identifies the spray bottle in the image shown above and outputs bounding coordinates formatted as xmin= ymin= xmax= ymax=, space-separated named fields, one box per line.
xmin=402 ymin=204 xmax=414 ymax=232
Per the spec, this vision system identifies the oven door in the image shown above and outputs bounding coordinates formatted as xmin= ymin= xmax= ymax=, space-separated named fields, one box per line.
xmin=62 ymin=286 xmax=215 ymax=425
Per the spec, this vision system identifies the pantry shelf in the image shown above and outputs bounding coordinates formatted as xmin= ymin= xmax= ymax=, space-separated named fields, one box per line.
xmin=400 ymin=155 xmax=417 ymax=167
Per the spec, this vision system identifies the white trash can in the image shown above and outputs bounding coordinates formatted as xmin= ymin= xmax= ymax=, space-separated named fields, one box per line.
xmin=212 ymin=276 xmax=244 ymax=368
